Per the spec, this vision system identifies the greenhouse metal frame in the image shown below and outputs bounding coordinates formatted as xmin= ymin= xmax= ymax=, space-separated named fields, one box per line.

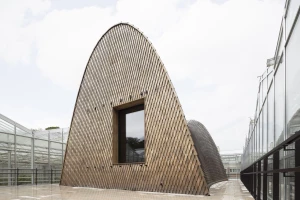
xmin=0 ymin=113 xmax=68 ymax=185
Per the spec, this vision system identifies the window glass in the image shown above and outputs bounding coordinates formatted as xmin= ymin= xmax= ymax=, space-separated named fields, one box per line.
xmin=256 ymin=98 xmax=260 ymax=121
xmin=252 ymin=135 xmax=254 ymax=163
xmin=260 ymin=114 xmax=263 ymax=157
xmin=260 ymin=83 xmax=263 ymax=111
xmin=261 ymin=174 xmax=263 ymax=199
xmin=284 ymin=143 xmax=295 ymax=200
xmin=268 ymin=174 xmax=273 ymax=199
xmin=267 ymin=155 xmax=273 ymax=199
xmin=263 ymin=77 xmax=267 ymax=103
xmin=256 ymin=124 xmax=259 ymax=161
xmin=286 ymin=16 xmax=300 ymax=138
xmin=256 ymin=126 xmax=258 ymax=161
xmin=286 ymin=176 xmax=295 ymax=200
xmin=254 ymin=126 xmax=257 ymax=161
xmin=277 ymin=31 xmax=284 ymax=59
xmin=286 ymin=0 xmax=300 ymax=35
xmin=268 ymin=83 xmax=275 ymax=150
xmin=117 ymin=104 xmax=145 ymax=163
xmin=126 ymin=110 xmax=145 ymax=162
xmin=251 ymin=136 xmax=253 ymax=163
xmin=279 ymin=172 xmax=285 ymax=200
xmin=275 ymin=59 xmax=285 ymax=146
xmin=263 ymin=103 xmax=267 ymax=154
xmin=268 ymin=68 xmax=273 ymax=88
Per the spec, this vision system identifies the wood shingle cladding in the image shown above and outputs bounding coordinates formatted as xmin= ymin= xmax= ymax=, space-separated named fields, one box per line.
xmin=188 ymin=120 xmax=228 ymax=187
xmin=60 ymin=23 xmax=223 ymax=195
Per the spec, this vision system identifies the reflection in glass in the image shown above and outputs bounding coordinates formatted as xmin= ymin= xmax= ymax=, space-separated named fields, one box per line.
xmin=286 ymin=18 xmax=300 ymax=138
xmin=284 ymin=143 xmax=295 ymax=200
xmin=267 ymin=155 xmax=273 ymax=199
xmin=259 ymin=115 xmax=263 ymax=157
xmin=267 ymin=68 xmax=273 ymax=87
xmin=253 ymin=128 xmax=256 ymax=162
xmin=275 ymin=60 xmax=285 ymax=146
xmin=268 ymin=174 xmax=273 ymax=199
xmin=286 ymin=176 xmax=295 ymax=200
xmin=286 ymin=0 xmax=300 ymax=34
xmin=260 ymin=84 xmax=263 ymax=111
xmin=262 ymin=75 xmax=267 ymax=101
xmin=126 ymin=110 xmax=145 ymax=162
xmin=260 ymin=162 xmax=263 ymax=199
xmin=241 ymin=4 xmax=300 ymax=198
xmin=250 ymin=138 xmax=253 ymax=163
xmin=263 ymin=103 xmax=267 ymax=154
xmin=255 ymin=128 xmax=257 ymax=161
xmin=279 ymin=173 xmax=285 ymax=200
xmin=279 ymin=149 xmax=285 ymax=200
xmin=268 ymin=84 xmax=274 ymax=151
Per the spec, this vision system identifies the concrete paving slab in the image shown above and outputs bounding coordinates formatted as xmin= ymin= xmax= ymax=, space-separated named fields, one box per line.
xmin=0 ymin=179 xmax=253 ymax=200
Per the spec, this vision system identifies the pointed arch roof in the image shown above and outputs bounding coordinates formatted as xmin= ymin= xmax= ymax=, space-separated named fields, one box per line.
xmin=61 ymin=23 xmax=225 ymax=195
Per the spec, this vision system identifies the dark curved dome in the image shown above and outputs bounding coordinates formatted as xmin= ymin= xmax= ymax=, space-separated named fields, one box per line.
xmin=188 ymin=120 xmax=227 ymax=187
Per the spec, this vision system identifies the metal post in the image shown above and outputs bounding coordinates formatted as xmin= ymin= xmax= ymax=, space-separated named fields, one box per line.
xmin=14 ymin=125 xmax=17 ymax=186
xmin=273 ymin=151 xmax=279 ymax=200
xmin=295 ymin=139 xmax=300 ymax=200
xmin=8 ymin=151 xmax=11 ymax=186
xmin=257 ymin=161 xmax=261 ymax=200
xmin=35 ymin=168 xmax=37 ymax=185
xmin=251 ymin=166 xmax=254 ymax=196
xmin=31 ymin=132 xmax=35 ymax=184
xmin=14 ymin=125 xmax=16 ymax=168
xmin=263 ymin=158 xmax=268 ymax=200
xmin=16 ymin=168 xmax=19 ymax=186
xmin=7 ymin=130 xmax=11 ymax=186
xmin=48 ymin=131 xmax=50 ymax=168
xmin=254 ymin=163 xmax=256 ymax=198
xmin=48 ymin=131 xmax=51 ymax=184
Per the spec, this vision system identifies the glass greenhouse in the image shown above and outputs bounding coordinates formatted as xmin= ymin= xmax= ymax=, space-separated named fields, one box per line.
xmin=0 ymin=113 xmax=68 ymax=185
xmin=241 ymin=0 xmax=300 ymax=199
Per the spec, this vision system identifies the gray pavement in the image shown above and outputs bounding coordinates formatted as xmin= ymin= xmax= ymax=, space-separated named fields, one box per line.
xmin=0 ymin=179 xmax=253 ymax=200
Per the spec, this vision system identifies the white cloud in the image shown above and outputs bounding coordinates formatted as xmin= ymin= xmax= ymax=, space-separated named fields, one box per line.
xmin=34 ymin=0 xmax=186 ymax=90
xmin=0 ymin=0 xmax=285 ymax=151
xmin=115 ymin=0 xmax=185 ymax=38
xmin=0 ymin=0 xmax=51 ymax=65
xmin=154 ymin=0 xmax=284 ymax=150
xmin=35 ymin=6 xmax=116 ymax=90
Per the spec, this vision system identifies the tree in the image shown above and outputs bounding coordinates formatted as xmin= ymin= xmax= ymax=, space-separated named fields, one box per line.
xmin=126 ymin=137 xmax=144 ymax=149
xmin=45 ymin=126 xmax=60 ymax=130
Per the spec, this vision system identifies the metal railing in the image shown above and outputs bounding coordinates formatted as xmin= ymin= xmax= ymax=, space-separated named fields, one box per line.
xmin=240 ymin=131 xmax=300 ymax=200
xmin=0 ymin=168 xmax=61 ymax=186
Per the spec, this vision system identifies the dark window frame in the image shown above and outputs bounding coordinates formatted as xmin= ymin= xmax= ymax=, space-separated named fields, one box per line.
xmin=112 ymin=98 xmax=146 ymax=165
xmin=118 ymin=104 xmax=144 ymax=163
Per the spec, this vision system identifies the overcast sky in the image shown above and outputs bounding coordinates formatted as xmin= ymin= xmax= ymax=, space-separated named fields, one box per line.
xmin=0 ymin=0 xmax=285 ymax=152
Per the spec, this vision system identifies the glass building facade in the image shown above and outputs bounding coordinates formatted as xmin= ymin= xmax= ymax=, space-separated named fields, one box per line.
xmin=0 ymin=113 xmax=68 ymax=185
xmin=241 ymin=0 xmax=300 ymax=199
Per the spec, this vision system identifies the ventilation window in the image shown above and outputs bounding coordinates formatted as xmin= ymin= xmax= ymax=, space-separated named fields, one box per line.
xmin=113 ymin=99 xmax=145 ymax=164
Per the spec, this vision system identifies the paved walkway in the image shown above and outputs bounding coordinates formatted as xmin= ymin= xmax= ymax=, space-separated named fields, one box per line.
xmin=209 ymin=179 xmax=253 ymax=200
xmin=0 ymin=179 xmax=253 ymax=200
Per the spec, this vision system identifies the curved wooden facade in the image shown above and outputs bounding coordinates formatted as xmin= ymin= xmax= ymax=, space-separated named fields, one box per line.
xmin=61 ymin=23 xmax=224 ymax=195
xmin=188 ymin=120 xmax=228 ymax=187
